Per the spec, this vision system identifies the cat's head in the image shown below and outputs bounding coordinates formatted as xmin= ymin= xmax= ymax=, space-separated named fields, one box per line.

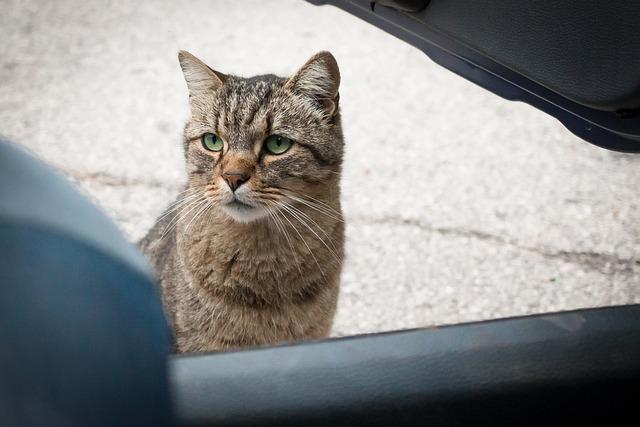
xmin=178 ymin=50 xmax=343 ymax=223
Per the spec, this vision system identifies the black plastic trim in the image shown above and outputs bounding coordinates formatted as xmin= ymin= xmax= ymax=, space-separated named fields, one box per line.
xmin=307 ymin=0 xmax=640 ymax=152
xmin=170 ymin=305 xmax=640 ymax=426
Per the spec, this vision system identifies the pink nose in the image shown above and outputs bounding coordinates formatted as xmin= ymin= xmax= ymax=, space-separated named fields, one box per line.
xmin=223 ymin=171 xmax=249 ymax=192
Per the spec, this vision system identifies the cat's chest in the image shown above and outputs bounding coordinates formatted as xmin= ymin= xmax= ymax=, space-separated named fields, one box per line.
xmin=186 ymin=241 xmax=314 ymax=310
xmin=208 ymin=249 xmax=285 ymax=284
xmin=180 ymin=230 xmax=300 ymax=288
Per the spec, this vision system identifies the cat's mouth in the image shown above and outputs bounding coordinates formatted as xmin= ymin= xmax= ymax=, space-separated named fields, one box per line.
xmin=222 ymin=197 xmax=268 ymax=223
xmin=227 ymin=199 xmax=254 ymax=211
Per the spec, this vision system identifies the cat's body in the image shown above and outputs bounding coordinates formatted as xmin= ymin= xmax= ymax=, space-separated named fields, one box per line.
xmin=140 ymin=51 xmax=344 ymax=353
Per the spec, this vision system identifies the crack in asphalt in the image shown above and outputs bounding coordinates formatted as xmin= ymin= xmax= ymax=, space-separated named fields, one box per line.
xmin=354 ymin=216 xmax=639 ymax=275
xmin=56 ymin=170 xmax=639 ymax=276
xmin=61 ymin=168 xmax=180 ymax=189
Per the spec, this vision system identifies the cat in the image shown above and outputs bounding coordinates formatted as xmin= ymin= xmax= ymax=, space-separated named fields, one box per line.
xmin=139 ymin=50 xmax=345 ymax=353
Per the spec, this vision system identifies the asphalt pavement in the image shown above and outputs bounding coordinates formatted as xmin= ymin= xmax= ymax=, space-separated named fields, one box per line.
xmin=1 ymin=0 xmax=638 ymax=336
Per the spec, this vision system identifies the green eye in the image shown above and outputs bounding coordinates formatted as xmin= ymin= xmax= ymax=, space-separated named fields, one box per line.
xmin=202 ymin=133 xmax=223 ymax=152
xmin=264 ymin=135 xmax=293 ymax=155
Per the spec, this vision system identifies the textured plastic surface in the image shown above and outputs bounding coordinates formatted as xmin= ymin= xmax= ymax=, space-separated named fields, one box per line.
xmin=308 ymin=0 xmax=640 ymax=152
xmin=377 ymin=0 xmax=429 ymax=12
xmin=171 ymin=305 xmax=640 ymax=426
xmin=0 ymin=141 xmax=152 ymax=277
xmin=0 ymin=140 xmax=173 ymax=426
xmin=417 ymin=0 xmax=640 ymax=111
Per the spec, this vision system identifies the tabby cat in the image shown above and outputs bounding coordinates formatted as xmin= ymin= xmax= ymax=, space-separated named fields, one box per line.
xmin=139 ymin=50 xmax=345 ymax=353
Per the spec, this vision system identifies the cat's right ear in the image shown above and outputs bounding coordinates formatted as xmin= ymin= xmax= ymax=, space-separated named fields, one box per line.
xmin=178 ymin=50 xmax=227 ymax=100
xmin=285 ymin=51 xmax=340 ymax=117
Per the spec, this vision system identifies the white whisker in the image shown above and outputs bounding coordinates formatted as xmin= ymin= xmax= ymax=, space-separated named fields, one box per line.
xmin=267 ymin=204 xmax=303 ymax=277
xmin=279 ymin=202 xmax=341 ymax=263
xmin=286 ymin=195 xmax=343 ymax=222
xmin=184 ymin=198 xmax=213 ymax=233
xmin=277 ymin=204 xmax=327 ymax=280
xmin=154 ymin=192 xmax=203 ymax=224
xmin=160 ymin=194 xmax=207 ymax=240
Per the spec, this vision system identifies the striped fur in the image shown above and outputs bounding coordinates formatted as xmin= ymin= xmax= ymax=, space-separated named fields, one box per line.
xmin=139 ymin=51 xmax=344 ymax=353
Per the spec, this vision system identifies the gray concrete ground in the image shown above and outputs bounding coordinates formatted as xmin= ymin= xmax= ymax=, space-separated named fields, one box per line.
xmin=1 ymin=0 xmax=639 ymax=337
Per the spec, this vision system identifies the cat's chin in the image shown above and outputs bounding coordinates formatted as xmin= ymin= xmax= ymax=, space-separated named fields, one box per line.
xmin=222 ymin=200 xmax=269 ymax=224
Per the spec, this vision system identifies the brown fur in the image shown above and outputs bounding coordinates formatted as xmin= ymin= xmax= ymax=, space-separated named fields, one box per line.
xmin=139 ymin=51 xmax=345 ymax=353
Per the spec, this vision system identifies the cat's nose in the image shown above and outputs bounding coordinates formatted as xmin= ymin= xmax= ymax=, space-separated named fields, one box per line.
xmin=223 ymin=171 xmax=249 ymax=192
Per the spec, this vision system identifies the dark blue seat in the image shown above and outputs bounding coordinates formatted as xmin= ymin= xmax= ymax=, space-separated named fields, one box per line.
xmin=0 ymin=140 xmax=174 ymax=427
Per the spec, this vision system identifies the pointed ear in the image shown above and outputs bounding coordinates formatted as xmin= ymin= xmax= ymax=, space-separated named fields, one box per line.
xmin=284 ymin=51 xmax=340 ymax=116
xmin=178 ymin=50 xmax=227 ymax=99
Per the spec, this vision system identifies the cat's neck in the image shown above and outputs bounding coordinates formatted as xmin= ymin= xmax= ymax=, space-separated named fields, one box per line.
xmin=174 ymin=201 xmax=344 ymax=296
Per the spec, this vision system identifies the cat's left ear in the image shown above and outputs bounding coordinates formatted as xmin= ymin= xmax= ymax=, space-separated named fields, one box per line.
xmin=178 ymin=50 xmax=227 ymax=100
xmin=285 ymin=51 xmax=340 ymax=117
